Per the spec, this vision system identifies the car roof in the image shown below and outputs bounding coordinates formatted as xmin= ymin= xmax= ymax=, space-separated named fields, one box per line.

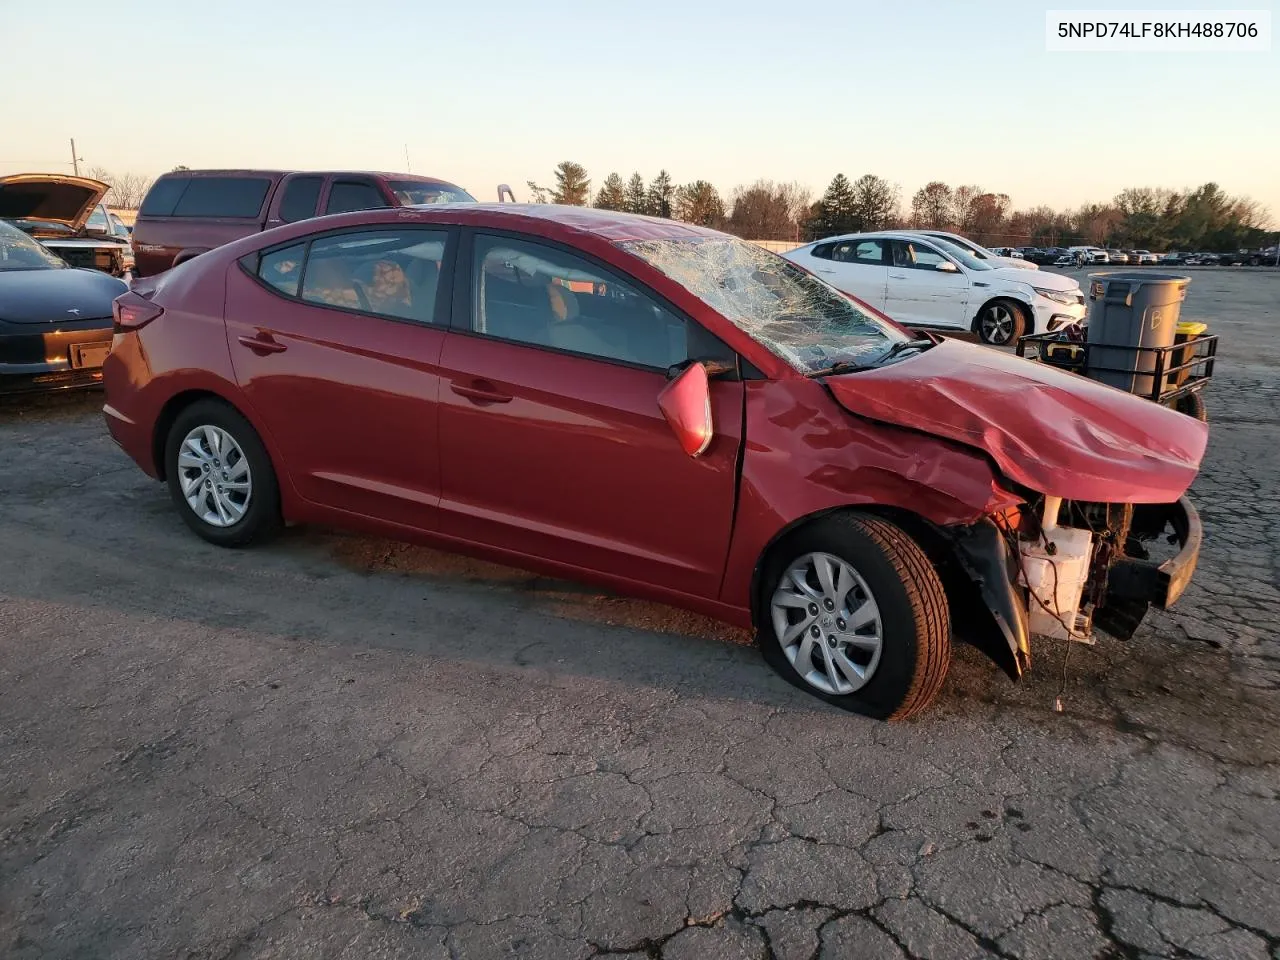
xmin=804 ymin=231 xmax=946 ymax=245
xmin=386 ymin=203 xmax=728 ymax=243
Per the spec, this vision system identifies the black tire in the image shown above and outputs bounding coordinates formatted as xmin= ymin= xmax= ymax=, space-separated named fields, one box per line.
xmin=975 ymin=299 xmax=1028 ymax=346
xmin=1173 ymin=391 xmax=1208 ymax=422
xmin=164 ymin=399 xmax=282 ymax=547
xmin=756 ymin=513 xmax=951 ymax=721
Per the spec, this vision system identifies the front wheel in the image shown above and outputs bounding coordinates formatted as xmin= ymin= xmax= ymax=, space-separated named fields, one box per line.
xmin=164 ymin=399 xmax=282 ymax=547
xmin=757 ymin=514 xmax=951 ymax=721
xmin=975 ymin=300 xmax=1027 ymax=346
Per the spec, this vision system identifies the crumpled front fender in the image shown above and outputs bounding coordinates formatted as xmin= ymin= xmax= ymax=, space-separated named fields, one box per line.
xmin=947 ymin=519 xmax=1030 ymax=680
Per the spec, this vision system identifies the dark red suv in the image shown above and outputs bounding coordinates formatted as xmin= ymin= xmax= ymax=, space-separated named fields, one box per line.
xmin=130 ymin=169 xmax=475 ymax=277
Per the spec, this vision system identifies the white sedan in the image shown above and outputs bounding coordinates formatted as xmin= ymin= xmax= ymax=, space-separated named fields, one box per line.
xmin=784 ymin=232 xmax=1087 ymax=345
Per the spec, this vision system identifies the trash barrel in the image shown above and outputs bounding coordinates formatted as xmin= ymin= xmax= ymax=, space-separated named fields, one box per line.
xmin=1085 ymin=272 xmax=1190 ymax=397
xmin=1167 ymin=320 xmax=1208 ymax=390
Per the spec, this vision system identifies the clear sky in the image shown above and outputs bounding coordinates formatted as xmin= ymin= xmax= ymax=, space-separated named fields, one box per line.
xmin=3 ymin=0 xmax=1277 ymax=218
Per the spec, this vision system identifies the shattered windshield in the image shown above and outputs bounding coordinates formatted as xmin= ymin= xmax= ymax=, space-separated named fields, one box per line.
xmin=619 ymin=236 xmax=905 ymax=375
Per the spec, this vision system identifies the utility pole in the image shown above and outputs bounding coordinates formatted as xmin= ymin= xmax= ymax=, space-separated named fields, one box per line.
xmin=404 ymin=144 xmax=411 ymax=173
xmin=69 ymin=138 xmax=81 ymax=176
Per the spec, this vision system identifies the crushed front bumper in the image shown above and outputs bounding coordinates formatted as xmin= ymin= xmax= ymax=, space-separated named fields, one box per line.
xmin=1106 ymin=496 xmax=1202 ymax=609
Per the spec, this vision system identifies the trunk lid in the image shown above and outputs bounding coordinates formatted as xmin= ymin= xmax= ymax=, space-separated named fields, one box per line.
xmin=0 ymin=175 xmax=109 ymax=232
xmin=823 ymin=338 xmax=1207 ymax=504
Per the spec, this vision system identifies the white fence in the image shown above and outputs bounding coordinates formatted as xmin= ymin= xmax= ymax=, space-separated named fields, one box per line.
xmin=748 ymin=239 xmax=807 ymax=255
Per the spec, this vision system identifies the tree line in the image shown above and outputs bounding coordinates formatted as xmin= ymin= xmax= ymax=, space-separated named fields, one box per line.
xmin=526 ymin=161 xmax=1274 ymax=253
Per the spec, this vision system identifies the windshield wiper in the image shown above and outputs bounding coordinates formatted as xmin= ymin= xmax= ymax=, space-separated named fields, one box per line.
xmin=810 ymin=338 xmax=934 ymax=377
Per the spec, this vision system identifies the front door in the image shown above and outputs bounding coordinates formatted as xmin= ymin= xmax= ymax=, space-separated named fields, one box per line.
xmin=225 ymin=225 xmax=454 ymax=529
xmin=436 ymin=231 xmax=743 ymax=599
xmin=884 ymin=239 xmax=971 ymax=328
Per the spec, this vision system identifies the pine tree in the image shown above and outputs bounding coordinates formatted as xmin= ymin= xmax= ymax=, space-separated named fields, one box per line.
xmin=813 ymin=174 xmax=857 ymax=237
xmin=647 ymin=170 xmax=675 ymax=219
xmin=674 ymin=181 xmax=725 ymax=227
xmin=594 ymin=172 xmax=626 ymax=210
xmin=624 ymin=173 xmax=650 ymax=215
xmin=551 ymin=161 xmax=590 ymax=206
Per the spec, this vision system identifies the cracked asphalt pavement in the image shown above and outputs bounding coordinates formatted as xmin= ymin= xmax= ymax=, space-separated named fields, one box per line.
xmin=2 ymin=268 xmax=1278 ymax=959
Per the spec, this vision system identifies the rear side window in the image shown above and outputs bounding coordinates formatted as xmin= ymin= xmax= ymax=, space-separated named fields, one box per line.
xmin=139 ymin=177 xmax=189 ymax=216
xmin=279 ymin=176 xmax=322 ymax=223
xmin=325 ymin=181 xmax=389 ymax=215
xmin=171 ymin=177 xmax=271 ymax=218
xmin=258 ymin=244 xmax=306 ymax=297
xmin=299 ymin=229 xmax=448 ymax=324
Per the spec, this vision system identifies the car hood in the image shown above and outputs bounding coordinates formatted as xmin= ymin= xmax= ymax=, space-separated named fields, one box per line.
xmin=823 ymin=338 xmax=1207 ymax=504
xmin=988 ymin=266 xmax=1079 ymax=291
xmin=995 ymin=256 xmax=1038 ymax=270
xmin=0 ymin=174 xmax=109 ymax=232
xmin=0 ymin=267 xmax=126 ymax=324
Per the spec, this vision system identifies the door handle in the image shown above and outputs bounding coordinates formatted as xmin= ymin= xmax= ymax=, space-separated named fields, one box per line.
xmin=889 ymin=273 xmax=907 ymax=279
xmin=816 ymin=268 xmax=835 ymax=274
xmin=237 ymin=333 xmax=287 ymax=355
xmin=451 ymin=380 xmax=512 ymax=404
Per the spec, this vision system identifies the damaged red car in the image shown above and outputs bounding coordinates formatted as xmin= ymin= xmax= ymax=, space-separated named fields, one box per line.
xmin=102 ymin=206 xmax=1207 ymax=719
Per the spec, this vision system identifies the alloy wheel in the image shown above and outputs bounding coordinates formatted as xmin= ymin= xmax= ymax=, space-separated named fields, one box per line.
xmin=770 ymin=551 xmax=884 ymax=695
xmin=176 ymin=425 xmax=253 ymax=528
xmin=980 ymin=304 xmax=1016 ymax=344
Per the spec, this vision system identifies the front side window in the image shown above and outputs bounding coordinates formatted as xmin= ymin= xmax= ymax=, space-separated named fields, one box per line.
xmin=279 ymin=176 xmax=322 ymax=223
xmin=891 ymin=239 xmax=954 ymax=271
xmin=86 ymin=205 xmax=109 ymax=232
xmin=388 ymin=181 xmax=476 ymax=205
xmin=472 ymin=235 xmax=688 ymax=370
xmin=621 ymin=235 xmax=906 ymax=375
xmin=324 ymin=181 xmax=389 ymax=215
xmin=298 ymin=229 xmax=447 ymax=323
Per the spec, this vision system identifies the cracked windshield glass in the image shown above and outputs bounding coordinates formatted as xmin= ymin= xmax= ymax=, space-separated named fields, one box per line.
xmin=620 ymin=236 xmax=906 ymax=374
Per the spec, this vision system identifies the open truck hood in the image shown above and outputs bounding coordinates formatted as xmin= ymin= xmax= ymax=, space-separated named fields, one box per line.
xmin=824 ymin=338 xmax=1208 ymax=504
xmin=0 ymin=174 xmax=109 ymax=232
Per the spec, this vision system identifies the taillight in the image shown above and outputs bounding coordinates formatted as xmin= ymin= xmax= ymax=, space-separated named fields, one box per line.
xmin=113 ymin=293 xmax=163 ymax=333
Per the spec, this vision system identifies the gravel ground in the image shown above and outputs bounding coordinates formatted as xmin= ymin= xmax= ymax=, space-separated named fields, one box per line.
xmin=2 ymin=267 xmax=1278 ymax=959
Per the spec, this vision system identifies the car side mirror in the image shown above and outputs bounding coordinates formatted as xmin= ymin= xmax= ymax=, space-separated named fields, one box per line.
xmin=935 ymin=260 xmax=959 ymax=273
xmin=658 ymin=361 xmax=714 ymax=458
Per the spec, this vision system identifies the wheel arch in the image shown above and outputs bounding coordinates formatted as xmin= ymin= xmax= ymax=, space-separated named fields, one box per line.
xmin=748 ymin=503 xmax=1026 ymax=682
xmin=151 ymin=387 xmax=281 ymax=485
xmin=967 ymin=296 xmax=1029 ymax=345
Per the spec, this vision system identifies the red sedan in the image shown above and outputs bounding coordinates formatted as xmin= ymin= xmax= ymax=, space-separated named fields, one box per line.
xmin=103 ymin=205 xmax=1207 ymax=719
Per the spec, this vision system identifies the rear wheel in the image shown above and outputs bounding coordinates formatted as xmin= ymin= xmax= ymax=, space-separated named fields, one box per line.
xmin=164 ymin=399 xmax=282 ymax=547
xmin=757 ymin=513 xmax=951 ymax=721
xmin=1173 ymin=391 xmax=1208 ymax=422
xmin=975 ymin=299 xmax=1027 ymax=346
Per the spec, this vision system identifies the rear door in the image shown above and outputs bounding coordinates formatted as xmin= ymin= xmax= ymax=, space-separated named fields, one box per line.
xmin=265 ymin=174 xmax=324 ymax=230
xmin=807 ymin=239 xmax=889 ymax=311
xmin=321 ymin=178 xmax=392 ymax=216
xmin=884 ymin=239 xmax=970 ymax=328
xmin=435 ymin=230 xmax=743 ymax=599
xmin=225 ymin=225 xmax=455 ymax=529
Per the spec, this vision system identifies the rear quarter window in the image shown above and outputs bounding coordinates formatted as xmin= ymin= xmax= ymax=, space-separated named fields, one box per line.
xmin=139 ymin=177 xmax=189 ymax=216
xmin=170 ymin=177 xmax=272 ymax=218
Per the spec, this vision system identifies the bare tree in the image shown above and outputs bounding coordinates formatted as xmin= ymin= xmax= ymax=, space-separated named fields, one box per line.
xmin=910 ymin=181 xmax=954 ymax=228
xmin=111 ymin=173 xmax=154 ymax=210
xmin=81 ymin=167 xmax=154 ymax=209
